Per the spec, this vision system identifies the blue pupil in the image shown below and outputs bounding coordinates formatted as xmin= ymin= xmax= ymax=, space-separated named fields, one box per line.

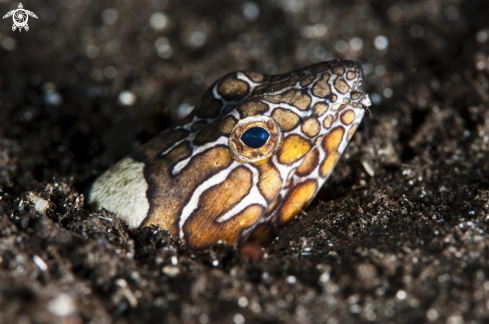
xmin=240 ymin=127 xmax=270 ymax=149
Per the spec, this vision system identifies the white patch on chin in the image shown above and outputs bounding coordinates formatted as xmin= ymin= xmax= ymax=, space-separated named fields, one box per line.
xmin=88 ymin=157 xmax=149 ymax=228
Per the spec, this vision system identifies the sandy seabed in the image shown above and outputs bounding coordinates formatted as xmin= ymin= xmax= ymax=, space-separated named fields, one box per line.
xmin=1 ymin=1 xmax=489 ymax=323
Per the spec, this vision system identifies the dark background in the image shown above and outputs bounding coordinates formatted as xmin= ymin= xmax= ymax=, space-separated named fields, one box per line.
xmin=1 ymin=0 xmax=489 ymax=323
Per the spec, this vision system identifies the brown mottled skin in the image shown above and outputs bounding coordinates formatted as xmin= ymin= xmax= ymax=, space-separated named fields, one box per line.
xmin=89 ymin=59 xmax=371 ymax=249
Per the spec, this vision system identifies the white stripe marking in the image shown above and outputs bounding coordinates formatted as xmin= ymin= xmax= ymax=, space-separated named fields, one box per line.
xmin=172 ymin=136 xmax=229 ymax=175
xmin=217 ymin=165 xmax=267 ymax=222
xmin=178 ymin=162 xmax=239 ymax=238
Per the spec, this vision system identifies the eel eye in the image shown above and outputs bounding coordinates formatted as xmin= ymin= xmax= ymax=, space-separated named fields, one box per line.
xmin=240 ymin=127 xmax=270 ymax=149
xmin=229 ymin=116 xmax=281 ymax=164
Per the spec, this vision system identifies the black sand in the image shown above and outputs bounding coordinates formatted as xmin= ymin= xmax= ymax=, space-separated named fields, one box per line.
xmin=1 ymin=0 xmax=488 ymax=323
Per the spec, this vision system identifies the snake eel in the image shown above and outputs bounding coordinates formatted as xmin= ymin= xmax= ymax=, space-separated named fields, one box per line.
xmin=88 ymin=59 xmax=371 ymax=249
